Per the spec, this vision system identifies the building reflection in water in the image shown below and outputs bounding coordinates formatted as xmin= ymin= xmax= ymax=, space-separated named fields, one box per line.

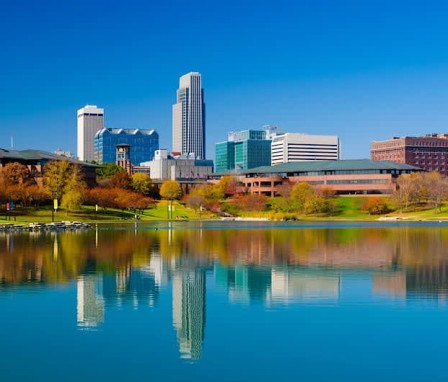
xmin=4 ymin=225 xmax=448 ymax=358
xmin=215 ymin=264 xmax=341 ymax=305
xmin=77 ymin=274 xmax=104 ymax=329
xmin=172 ymin=268 xmax=206 ymax=360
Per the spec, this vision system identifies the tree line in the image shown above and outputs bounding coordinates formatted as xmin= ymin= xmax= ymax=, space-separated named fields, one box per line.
xmin=2 ymin=160 xmax=448 ymax=217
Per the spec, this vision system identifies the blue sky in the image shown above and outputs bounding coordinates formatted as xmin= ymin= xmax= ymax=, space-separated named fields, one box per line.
xmin=1 ymin=0 xmax=448 ymax=159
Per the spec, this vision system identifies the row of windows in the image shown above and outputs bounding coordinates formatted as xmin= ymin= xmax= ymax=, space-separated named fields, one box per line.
xmin=327 ymin=179 xmax=388 ymax=185
xmin=80 ymin=113 xmax=103 ymax=117
xmin=247 ymin=169 xmax=411 ymax=177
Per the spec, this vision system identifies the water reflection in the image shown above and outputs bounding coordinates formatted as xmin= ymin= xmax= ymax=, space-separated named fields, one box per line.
xmin=2 ymin=223 xmax=448 ymax=360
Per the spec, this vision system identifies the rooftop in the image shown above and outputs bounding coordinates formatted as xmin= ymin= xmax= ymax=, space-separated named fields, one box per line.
xmin=243 ymin=159 xmax=421 ymax=175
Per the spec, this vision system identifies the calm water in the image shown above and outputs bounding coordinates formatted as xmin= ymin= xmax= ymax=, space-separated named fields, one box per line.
xmin=1 ymin=221 xmax=448 ymax=381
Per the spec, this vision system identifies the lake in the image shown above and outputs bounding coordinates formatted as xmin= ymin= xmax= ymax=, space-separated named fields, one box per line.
xmin=1 ymin=221 xmax=448 ymax=381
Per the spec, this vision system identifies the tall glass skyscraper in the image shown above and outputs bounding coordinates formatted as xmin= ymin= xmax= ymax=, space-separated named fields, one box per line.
xmin=172 ymin=72 xmax=206 ymax=159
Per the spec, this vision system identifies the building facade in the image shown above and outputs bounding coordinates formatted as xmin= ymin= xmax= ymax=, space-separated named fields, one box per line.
xmin=172 ymin=72 xmax=206 ymax=159
xmin=77 ymin=105 xmax=104 ymax=162
xmin=210 ymin=159 xmax=420 ymax=196
xmin=141 ymin=149 xmax=213 ymax=181
xmin=94 ymin=128 xmax=159 ymax=165
xmin=271 ymin=133 xmax=340 ymax=165
xmin=371 ymin=134 xmax=448 ymax=176
xmin=215 ymin=129 xmax=273 ymax=173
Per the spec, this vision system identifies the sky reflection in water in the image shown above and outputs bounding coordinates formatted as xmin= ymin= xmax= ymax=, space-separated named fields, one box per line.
xmin=1 ymin=222 xmax=448 ymax=381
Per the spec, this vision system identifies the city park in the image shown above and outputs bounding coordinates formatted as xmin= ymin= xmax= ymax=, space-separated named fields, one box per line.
xmin=2 ymin=159 xmax=448 ymax=224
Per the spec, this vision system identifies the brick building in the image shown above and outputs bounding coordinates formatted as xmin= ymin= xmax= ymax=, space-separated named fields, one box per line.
xmin=371 ymin=134 xmax=448 ymax=175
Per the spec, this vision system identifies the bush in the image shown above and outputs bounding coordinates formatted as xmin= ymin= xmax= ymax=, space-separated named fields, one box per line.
xmin=361 ymin=197 xmax=391 ymax=215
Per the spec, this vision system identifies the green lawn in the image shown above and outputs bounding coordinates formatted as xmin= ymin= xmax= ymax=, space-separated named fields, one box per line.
xmin=3 ymin=197 xmax=448 ymax=224
xmin=0 ymin=201 xmax=215 ymax=224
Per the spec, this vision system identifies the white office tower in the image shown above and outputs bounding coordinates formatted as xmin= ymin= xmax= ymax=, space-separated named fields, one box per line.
xmin=172 ymin=72 xmax=206 ymax=159
xmin=271 ymin=133 xmax=340 ymax=165
xmin=77 ymin=105 xmax=104 ymax=161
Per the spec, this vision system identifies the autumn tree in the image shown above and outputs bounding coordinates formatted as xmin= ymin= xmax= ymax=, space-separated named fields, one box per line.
xmin=422 ymin=172 xmax=448 ymax=211
xmin=361 ymin=197 xmax=390 ymax=215
xmin=232 ymin=194 xmax=267 ymax=212
xmin=160 ymin=180 xmax=183 ymax=200
xmin=2 ymin=162 xmax=32 ymax=186
xmin=109 ymin=170 xmax=132 ymax=190
xmin=216 ymin=175 xmax=239 ymax=197
xmin=184 ymin=193 xmax=206 ymax=212
xmin=160 ymin=180 xmax=182 ymax=219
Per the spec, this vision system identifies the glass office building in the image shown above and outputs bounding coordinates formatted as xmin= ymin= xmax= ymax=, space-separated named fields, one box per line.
xmin=94 ymin=128 xmax=159 ymax=165
xmin=215 ymin=130 xmax=272 ymax=172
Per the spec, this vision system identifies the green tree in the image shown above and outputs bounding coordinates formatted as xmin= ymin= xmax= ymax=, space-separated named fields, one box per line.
xmin=43 ymin=160 xmax=71 ymax=200
xmin=96 ymin=163 xmax=124 ymax=179
xmin=291 ymin=182 xmax=314 ymax=214
xmin=131 ymin=173 xmax=152 ymax=195
xmin=61 ymin=165 xmax=86 ymax=211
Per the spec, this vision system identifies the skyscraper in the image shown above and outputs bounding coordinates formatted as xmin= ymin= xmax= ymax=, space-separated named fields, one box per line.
xmin=77 ymin=105 xmax=104 ymax=161
xmin=172 ymin=72 xmax=206 ymax=159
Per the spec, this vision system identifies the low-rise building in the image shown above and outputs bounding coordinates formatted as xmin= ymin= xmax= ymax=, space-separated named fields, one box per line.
xmin=141 ymin=149 xmax=214 ymax=181
xmin=0 ymin=148 xmax=98 ymax=187
xmin=211 ymin=159 xmax=420 ymax=196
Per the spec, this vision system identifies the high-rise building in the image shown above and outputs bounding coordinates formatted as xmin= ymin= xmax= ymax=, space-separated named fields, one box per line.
xmin=371 ymin=134 xmax=448 ymax=175
xmin=215 ymin=128 xmax=273 ymax=172
xmin=172 ymin=72 xmax=206 ymax=159
xmin=77 ymin=105 xmax=104 ymax=161
xmin=271 ymin=133 xmax=340 ymax=165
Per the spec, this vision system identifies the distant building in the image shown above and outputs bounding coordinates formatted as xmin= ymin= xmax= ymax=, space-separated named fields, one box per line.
xmin=371 ymin=134 xmax=448 ymax=175
xmin=77 ymin=105 xmax=104 ymax=162
xmin=271 ymin=133 xmax=340 ymax=165
xmin=54 ymin=149 xmax=74 ymax=158
xmin=140 ymin=149 xmax=213 ymax=181
xmin=215 ymin=128 xmax=274 ymax=173
xmin=94 ymin=128 xmax=159 ymax=165
xmin=172 ymin=72 xmax=206 ymax=159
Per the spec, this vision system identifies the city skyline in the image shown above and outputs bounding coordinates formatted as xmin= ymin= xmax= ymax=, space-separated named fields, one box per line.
xmin=2 ymin=1 xmax=448 ymax=160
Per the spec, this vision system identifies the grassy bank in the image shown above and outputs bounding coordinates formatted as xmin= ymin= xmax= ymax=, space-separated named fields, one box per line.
xmin=234 ymin=196 xmax=448 ymax=221
xmin=2 ymin=196 xmax=448 ymax=224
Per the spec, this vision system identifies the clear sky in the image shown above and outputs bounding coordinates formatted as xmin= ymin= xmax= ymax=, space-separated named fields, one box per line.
xmin=1 ymin=0 xmax=448 ymax=160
